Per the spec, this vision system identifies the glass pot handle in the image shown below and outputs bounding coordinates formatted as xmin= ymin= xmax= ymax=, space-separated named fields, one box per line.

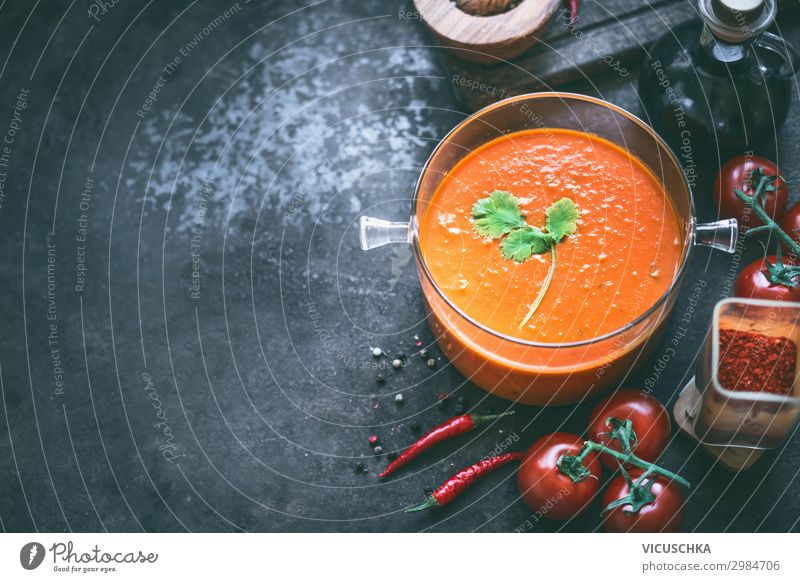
xmin=359 ymin=216 xmax=412 ymax=250
xmin=693 ymin=218 xmax=738 ymax=253
xmin=754 ymin=31 xmax=800 ymax=79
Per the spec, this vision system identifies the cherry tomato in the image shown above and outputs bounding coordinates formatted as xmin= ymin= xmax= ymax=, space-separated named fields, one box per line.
xmin=713 ymin=155 xmax=787 ymax=228
xmin=588 ymin=389 xmax=671 ymax=470
xmin=601 ymin=470 xmax=684 ymax=533
xmin=517 ymin=432 xmax=601 ymax=520
xmin=735 ymin=255 xmax=800 ymax=302
xmin=780 ymin=204 xmax=800 ymax=255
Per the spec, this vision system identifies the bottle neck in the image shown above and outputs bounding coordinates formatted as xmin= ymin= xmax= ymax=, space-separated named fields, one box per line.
xmin=696 ymin=24 xmax=753 ymax=70
xmin=698 ymin=0 xmax=775 ymax=42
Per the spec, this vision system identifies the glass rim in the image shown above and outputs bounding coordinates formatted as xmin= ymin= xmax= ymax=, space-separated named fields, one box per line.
xmin=410 ymin=91 xmax=696 ymax=349
xmin=711 ymin=297 xmax=800 ymax=404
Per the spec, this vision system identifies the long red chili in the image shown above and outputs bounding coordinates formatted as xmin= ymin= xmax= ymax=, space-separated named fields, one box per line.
xmin=568 ymin=0 xmax=580 ymax=23
xmin=406 ymin=452 xmax=523 ymax=512
xmin=379 ymin=411 xmax=515 ymax=478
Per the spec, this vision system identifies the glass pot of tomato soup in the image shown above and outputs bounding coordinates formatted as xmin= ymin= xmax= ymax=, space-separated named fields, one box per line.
xmin=360 ymin=93 xmax=737 ymax=405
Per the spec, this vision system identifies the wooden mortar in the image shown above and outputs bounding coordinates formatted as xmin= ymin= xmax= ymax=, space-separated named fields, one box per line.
xmin=413 ymin=0 xmax=561 ymax=63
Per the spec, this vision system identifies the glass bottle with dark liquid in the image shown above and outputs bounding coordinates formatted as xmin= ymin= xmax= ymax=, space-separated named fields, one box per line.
xmin=639 ymin=0 xmax=798 ymax=158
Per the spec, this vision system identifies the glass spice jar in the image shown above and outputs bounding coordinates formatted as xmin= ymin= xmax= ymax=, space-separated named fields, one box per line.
xmin=693 ymin=297 xmax=800 ymax=449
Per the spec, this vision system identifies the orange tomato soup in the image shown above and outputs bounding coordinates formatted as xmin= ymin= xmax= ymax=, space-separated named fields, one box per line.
xmin=419 ymin=128 xmax=683 ymax=343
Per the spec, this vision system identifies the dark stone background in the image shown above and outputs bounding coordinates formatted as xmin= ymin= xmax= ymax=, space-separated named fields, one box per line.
xmin=0 ymin=0 xmax=798 ymax=532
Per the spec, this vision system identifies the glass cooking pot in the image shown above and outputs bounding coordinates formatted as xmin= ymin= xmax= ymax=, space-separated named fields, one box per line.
xmin=359 ymin=92 xmax=737 ymax=406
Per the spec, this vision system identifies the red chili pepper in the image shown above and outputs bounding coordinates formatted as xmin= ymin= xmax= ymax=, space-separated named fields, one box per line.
xmin=379 ymin=411 xmax=515 ymax=478
xmin=568 ymin=0 xmax=580 ymax=23
xmin=406 ymin=452 xmax=523 ymax=512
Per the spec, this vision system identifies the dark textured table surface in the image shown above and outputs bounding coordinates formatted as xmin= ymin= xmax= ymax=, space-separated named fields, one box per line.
xmin=1 ymin=0 xmax=799 ymax=533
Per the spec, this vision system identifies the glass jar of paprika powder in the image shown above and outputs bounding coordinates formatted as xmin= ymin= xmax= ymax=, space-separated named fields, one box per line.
xmin=694 ymin=297 xmax=800 ymax=449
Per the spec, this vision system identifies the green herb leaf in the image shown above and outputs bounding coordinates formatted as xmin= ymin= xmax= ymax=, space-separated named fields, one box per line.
xmin=471 ymin=190 xmax=527 ymax=238
xmin=470 ymin=190 xmax=579 ymax=330
xmin=545 ymin=197 xmax=579 ymax=243
xmin=500 ymin=226 xmax=551 ymax=262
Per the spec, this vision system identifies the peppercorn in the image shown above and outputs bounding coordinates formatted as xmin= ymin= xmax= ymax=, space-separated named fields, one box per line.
xmin=419 ymin=348 xmax=429 ymax=359
xmin=376 ymin=373 xmax=385 ymax=385
xmin=410 ymin=421 xmax=421 ymax=433
xmin=392 ymin=358 xmax=403 ymax=369
xmin=388 ymin=451 xmax=398 ymax=462
xmin=355 ymin=460 xmax=365 ymax=472
xmin=455 ymin=396 xmax=467 ymax=413
xmin=427 ymin=358 xmax=436 ymax=368
xmin=373 ymin=445 xmax=383 ymax=455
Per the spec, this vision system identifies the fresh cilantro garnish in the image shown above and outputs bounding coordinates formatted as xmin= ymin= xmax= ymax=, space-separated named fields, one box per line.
xmin=501 ymin=226 xmax=550 ymax=261
xmin=472 ymin=190 xmax=528 ymax=238
xmin=472 ymin=191 xmax=579 ymax=329
xmin=546 ymin=197 xmax=580 ymax=242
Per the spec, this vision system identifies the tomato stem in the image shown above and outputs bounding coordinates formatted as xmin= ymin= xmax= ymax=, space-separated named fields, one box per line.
xmin=518 ymin=245 xmax=556 ymax=329
xmin=735 ymin=172 xmax=800 ymax=257
xmin=582 ymin=441 xmax=688 ymax=487
xmin=557 ymin=424 xmax=690 ymax=489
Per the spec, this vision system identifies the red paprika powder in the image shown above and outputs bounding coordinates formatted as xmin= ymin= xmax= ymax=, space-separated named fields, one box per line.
xmin=717 ymin=328 xmax=797 ymax=395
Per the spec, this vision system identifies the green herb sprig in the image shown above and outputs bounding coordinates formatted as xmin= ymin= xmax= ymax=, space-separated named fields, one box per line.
xmin=472 ymin=190 xmax=579 ymax=329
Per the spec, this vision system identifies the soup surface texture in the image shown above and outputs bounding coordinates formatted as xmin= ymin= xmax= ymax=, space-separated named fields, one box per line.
xmin=419 ymin=128 xmax=683 ymax=343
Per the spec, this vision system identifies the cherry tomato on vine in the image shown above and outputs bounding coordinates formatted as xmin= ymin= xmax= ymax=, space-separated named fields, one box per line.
xmin=601 ymin=470 xmax=684 ymax=533
xmin=713 ymin=155 xmax=787 ymax=228
xmin=517 ymin=432 xmax=601 ymax=520
xmin=780 ymin=204 xmax=800 ymax=255
xmin=735 ymin=255 xmax=800 ymax=302
xmin=588 ymin=389 xmax=671 ymax=469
